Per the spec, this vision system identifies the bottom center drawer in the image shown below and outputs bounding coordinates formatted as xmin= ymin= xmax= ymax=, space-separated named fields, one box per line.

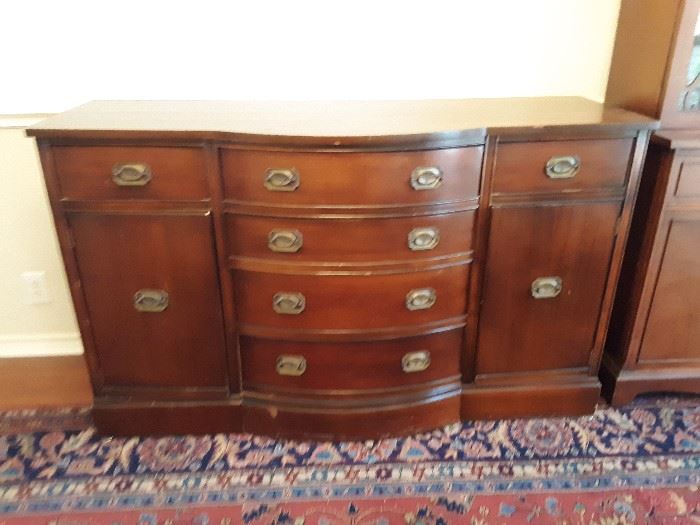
xmin=241 ymin=330 xmax=463 ymax=393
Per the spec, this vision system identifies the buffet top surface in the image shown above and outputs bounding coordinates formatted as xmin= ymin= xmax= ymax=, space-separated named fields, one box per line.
xmin=27 ymin=98 xmax=657 ymax=147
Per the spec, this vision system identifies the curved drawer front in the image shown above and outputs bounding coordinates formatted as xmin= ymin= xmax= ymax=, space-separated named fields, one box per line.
xmin=493 ymin=139 xmax=633 ymax=195
xmin=221 ymin=147 xmax=482 ymax=206
xmin=241 ymin=329 xmax=462 ymax=393
xmin=52 ymin=146 xmax=209 ymax=200
xmin=227 ymin=211 xmax=474 ymax=263
xmin=244 ymin=395 xmax=460 ymax=441
xmin=234 ymin=266 xmax=469 ymax=331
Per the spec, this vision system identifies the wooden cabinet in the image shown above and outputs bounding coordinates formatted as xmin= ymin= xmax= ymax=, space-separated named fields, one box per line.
xmin=28 ymin=99 xmax=654 ymax=438
xmin=639 ymin=215 xmax=700 ymax=360
xmin=602 ymin=138 xmax=700 ymax=403
xmin=477 ymin=204 xmax=620 ymax=375
xmin=68 ymin=214 xmax=227 ymax=392
xmin=602 ymin=0 xmax=700 ymax=402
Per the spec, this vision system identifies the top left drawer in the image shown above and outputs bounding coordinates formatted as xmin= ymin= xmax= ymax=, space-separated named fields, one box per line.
xmin=51 ymin=146 xmax=209 ymax=201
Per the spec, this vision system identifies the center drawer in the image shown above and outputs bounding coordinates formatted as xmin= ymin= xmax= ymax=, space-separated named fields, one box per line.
xmin=221 ymin=147 xmax=482 ymax=206
xmin=234 ymin=265 xmax=469 ymax=331
xmin=226 ymin=210 xmax=474 ymax=263
xmin=240 ymin=330 xmax=462 ymax=393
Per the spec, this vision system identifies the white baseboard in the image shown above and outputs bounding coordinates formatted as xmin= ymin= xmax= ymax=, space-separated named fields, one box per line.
xmin=0 ymin=333 xmax=83 ymax=358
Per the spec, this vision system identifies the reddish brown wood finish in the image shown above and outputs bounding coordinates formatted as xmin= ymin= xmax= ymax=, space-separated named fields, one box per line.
xmin=26 ymin=99 xmax=655 ymax=145
xmin=240 ymin=329 xmax=462 ymax=393
xmin=221 ymin=147 xmax=482 ymax=206
xmin=477 ymin=203 xmax=621 ymax=374
xmin=234 ymin=266 xmax=469 ymax=332
xmin=638 ymin=217 xmax=700 ymax=360
xmin=68 ymin=213 xmax=228 ymax=391
xmin=242 ymin=394 xmax=461 ymax=441
xmin=27 ymin=99 xmax=655 ymax=437
xmin=602 ymin=137 xmax=700 ymax=405
xmin=92 ymin=401 xmax=243 ymax=436
xmin=674 ymin=155 xmax=700 ymax=197
xmin=226 ymin=211 xmax=474 ymax=264
xmin=52 ymin=146 xmax=209 ymax=201
xmin=462 ymin=379 xmax=601 ymax=420
xmin=492 ymin=139 xmax=633 ymax=195
xmin=606 ymin=0 xmax=700 ymax=129
xmin=91 ymin=395 xmax=462 ymax=439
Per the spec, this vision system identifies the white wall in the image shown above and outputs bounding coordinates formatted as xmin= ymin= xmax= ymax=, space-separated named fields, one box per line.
xmin=0 ymin=125 xmax=82 ymax=357
xmin=0 ymin=0 xmax=622 ymax=356
xmin=1 ymin=0 xmax=620 ymax=113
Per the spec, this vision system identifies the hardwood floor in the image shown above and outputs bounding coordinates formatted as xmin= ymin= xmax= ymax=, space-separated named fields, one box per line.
xmin=0 ymin=356 xmax=92 ymax=409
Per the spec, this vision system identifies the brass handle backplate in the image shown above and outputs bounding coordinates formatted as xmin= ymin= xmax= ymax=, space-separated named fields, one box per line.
xmin=545 ymin=156 xmax=580 ymax=179
xmin=402 ymin=350 xmax=431 ymax=373
xmin=273 ymin=292 xmax=306 ymax=314
xmin=275 ymin=355 xmax=307 ymax=376
xmin=531 ymin=277 xmax=563 ymax=299
xmin=264 ymin=168 xmax=300 ymax=191
xmin=405 ymin=288 xmax=437 ymax=311
xmin=112 ymin=163 xmax=152 ymax=186
xmin=408 ymin=227 xmax=440 ymax=251
xmin=410 ymin=166 xmax=443 ymax=190
xmin=133 ymin=289 xmax=169 ymax=312
xmin=268 ymin=229 xmax=303 ymax=253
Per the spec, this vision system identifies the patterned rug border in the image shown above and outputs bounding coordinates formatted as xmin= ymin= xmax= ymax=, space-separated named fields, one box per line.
xmin=2 ymin=455 xmax=699 ymax=506
xmin=2 ymin=471 xmax=700 ymax=517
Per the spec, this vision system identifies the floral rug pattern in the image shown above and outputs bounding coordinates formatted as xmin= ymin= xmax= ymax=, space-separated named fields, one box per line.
xmin=0 ymin=396 xmax=699 ymax=523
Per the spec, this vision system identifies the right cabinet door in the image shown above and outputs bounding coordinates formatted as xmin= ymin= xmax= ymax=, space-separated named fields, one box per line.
xmin=477 ymin=203 xmax=620 ymax=374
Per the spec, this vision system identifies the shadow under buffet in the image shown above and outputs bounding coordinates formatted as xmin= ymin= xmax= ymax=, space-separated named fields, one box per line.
xmin=27 ymin=99 xmax=656 ymax=439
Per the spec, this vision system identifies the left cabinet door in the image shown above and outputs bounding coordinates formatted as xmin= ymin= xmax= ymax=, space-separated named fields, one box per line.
xmin=68 ymin=213 xmax=228 ymax=390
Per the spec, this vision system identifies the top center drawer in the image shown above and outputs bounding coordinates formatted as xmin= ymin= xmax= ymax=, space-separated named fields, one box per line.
xmin=221 ymin=147 xmax=482 ymax=206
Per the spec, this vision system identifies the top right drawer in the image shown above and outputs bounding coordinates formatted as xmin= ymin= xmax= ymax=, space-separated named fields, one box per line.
xmin=493 ymin=138 xmax=633 ymax=195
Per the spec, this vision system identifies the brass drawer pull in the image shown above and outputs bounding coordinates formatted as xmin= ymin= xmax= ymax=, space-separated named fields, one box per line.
xmin=402 ymin=350 xmax=431 ymax=373
xmin=264 ymin=168 xmax=300 ymax=191
xmin=531 ymin=276 xmax=562 ymax=299
xmin=133 ymin=289 xmax=169 ymax=312
xmin=268 ymin=229 xmax=303 ymax=253
xmin=112 ymin=163 xmax=152 ymax=186
xmin=405 ymin=287 xmax=437 ymax=310
xmin=410 ymin=166 xmax=443 ymax=190
xmin=545 ymin=156 xmax=580 ymax=179
xmin=273 ymin=292 xmax=306 ymax=314
xmin=276 ymin=355 xmax=307 ymax=376
xmin=408 ymin=227 xmax=440 ymax=251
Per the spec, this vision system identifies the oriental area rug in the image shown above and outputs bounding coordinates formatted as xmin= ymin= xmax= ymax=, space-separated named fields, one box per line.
xmin=0 ymin=397 xmax=699 ymax=524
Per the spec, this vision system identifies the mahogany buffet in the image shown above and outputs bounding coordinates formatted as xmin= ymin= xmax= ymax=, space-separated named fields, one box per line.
xmin=27 ymin=99 xmax=656 ymax=438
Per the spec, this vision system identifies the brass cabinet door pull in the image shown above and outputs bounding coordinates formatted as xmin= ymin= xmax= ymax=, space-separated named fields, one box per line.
xmin=408 ymin=227 xmax=440 ymax=251
xmin=401 ymin=350 xmax=431 ymax=373
xmin=275 ymin=355 xmax=307 ymax=376
xmin=531 ymin=276 xmax=563 ymax=299
xmin=273 ymin=292 xmax=306 ymax=314
xmin=133 ymin=289 xmax=169 ymax=312
xmin=264 ymin=168 xmax=300 ymax=191
xmin=405 ymin=287 xmax=437 ymax=310
xmin=410 ymin=166 xmax=443 ymax=190
xmin=545 ymin=156 xmax=580 ymax=179
xmin=112 ymin=163 xmax=152 ymax=186
xmin=268 ymin=229 xmax=303 ymax=253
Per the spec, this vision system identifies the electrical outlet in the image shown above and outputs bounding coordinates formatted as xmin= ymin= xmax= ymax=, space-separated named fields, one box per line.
xmin=21 ymin=271 xmax=50 ymax=304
